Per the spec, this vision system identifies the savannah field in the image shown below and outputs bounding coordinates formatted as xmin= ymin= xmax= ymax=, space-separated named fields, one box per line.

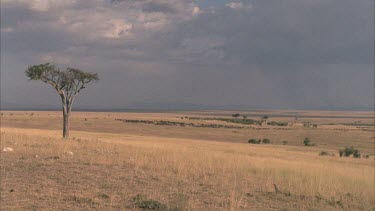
xmin=0 ymin=110 xmax=374 ymax=210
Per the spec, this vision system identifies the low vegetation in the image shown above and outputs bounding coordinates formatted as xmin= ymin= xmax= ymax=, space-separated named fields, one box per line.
xmin=303 ymin=138 xmax=316 ymax=146
xmin=186 ymin=116 xmax=289 ymax=127
xmin=262 ymin=138 xmax=271 ymax=144
xmin=248 ymin=139 xmax=261 ymax=144
xmin=248 ymin=138 xmax=271 ymax=144
xmin=231 ymin=113 xmax=241 ymax=118
xmin=339 ymin=147 xmax=361 ymax=158
xmin=267 ymin=121 xmax=288 ymax=126
xmin=115 ymin=119 xmax=247 ymax=129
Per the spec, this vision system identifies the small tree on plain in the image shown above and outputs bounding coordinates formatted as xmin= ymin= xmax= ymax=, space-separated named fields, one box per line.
xmin=26 ymin=63 xmax=99 ymax=138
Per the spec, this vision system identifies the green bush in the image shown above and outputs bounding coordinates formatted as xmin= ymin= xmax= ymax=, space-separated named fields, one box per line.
xmin=248 ymin=138 xmax=272 ymax=144
xmin=344 ymin=147 xmax=354 ymax=157
xmin=339 ymin=147 xmax=361 ymax=158
xmin=232 ymin=113 xmax=240 ymax=118
xmin=248 ymin=139 xmax=261 ymax=144
xmin=303 ymin=138 xmax=312 ymax=146
xmin=353 ymin=150 xmax=361 ymax=158
xmin=262 ymin=138 xmax=271 ymax=144
xmin=267 ymin=121 xmax=288 ymax=126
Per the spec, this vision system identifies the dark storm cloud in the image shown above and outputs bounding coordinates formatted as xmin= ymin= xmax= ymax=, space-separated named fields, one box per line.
xmin=1 ymin=0 xmax=373 ymax=110
xmin=172 ymin=0 xmax=374 ymax=65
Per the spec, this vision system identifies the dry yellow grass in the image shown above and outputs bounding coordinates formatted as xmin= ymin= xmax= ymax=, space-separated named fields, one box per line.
xmin=1 ymin=110 xmax=374 ymax=153
xmin=1 ymin=120 xmax=374 ymax=210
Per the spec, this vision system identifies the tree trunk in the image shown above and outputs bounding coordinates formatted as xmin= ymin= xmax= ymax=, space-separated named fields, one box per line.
xmin=61 ymin=95 xmax=73 ymax=139
xmin=62 ymin=106 xmax=70 ymax=138
xmin=61 ymin=94 xmax=75 ymax=139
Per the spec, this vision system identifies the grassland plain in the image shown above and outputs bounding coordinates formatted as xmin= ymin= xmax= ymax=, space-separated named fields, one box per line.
xmin=0 ymin=111 xmax=374 ymax=210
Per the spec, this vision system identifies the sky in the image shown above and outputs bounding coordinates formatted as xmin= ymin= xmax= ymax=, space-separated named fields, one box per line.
xmin=1 ymin=0 xmax=374 ymax=110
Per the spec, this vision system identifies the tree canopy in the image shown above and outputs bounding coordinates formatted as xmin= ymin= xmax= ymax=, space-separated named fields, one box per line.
xmin=26 ymin=63 xmax=99 ymax=99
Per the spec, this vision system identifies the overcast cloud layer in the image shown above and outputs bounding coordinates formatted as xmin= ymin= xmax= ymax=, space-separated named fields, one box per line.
xmin=1 ymin=0 xmax=374 ymax=110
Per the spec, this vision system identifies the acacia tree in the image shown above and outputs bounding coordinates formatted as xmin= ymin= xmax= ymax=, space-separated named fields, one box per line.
xmin=26 ymin=63 xmax=99 ymax=138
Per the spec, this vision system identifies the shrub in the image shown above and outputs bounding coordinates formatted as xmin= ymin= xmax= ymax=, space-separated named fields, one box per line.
xmin=248 ymin=139 xmax=272 ymax=144
xmin=232 ymin=113 xmax=240 ymax=118
xmin=248 ymin=139 xmax=261 ymax=144
xmin=267 ymin=121 xmax=288 ymax=126
xmin=303 ymin=138 xmax=312 ymax=146
xmin=344 ymin=147 xmax=355 ymax=157
xmin=262 ymin=138 xmax=271 ymax=144
xmin=364 ymin=154 xmax=370 ymax=158
xmin=353 ymin=150 xmax=361 ymax=158
xmin=282 ymin=140 xmax=288 ymax=145
xmin=339 ymin=147 xmax=361 ymax=158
